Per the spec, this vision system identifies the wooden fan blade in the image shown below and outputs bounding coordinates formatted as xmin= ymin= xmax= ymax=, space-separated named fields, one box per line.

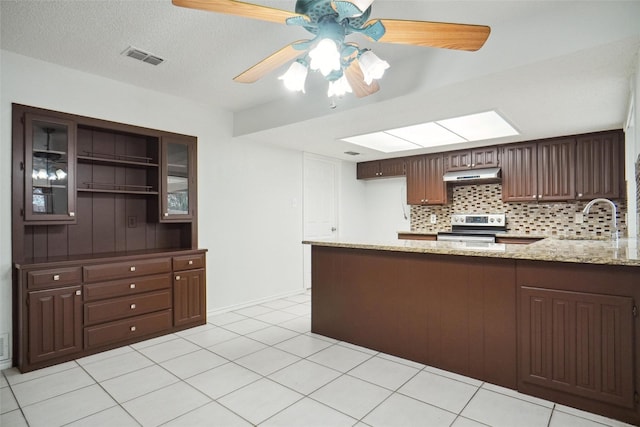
xmin=344 ymin=59 xmax=380 ymax=98
xmin=374 ymin=19 xmax=490 ymax=51
xmin=172 ymin=0 xmax=304 ymax=24
xmin=234 ymin=41 xmax=309 ymax=83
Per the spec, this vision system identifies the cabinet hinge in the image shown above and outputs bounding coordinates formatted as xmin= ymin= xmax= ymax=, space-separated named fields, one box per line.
xmin=20 ymin=208 xmax=24 ymax=217
xmin=635 ymin=391 xmax=639 ymax=403
xmin=633 ymin=306 xmax=638 ymax=318
xmin=20 ymin=161 xmax=24 ymax=171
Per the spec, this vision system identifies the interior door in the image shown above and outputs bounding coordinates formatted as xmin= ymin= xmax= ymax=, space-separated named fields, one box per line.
xmin=303 ymin=154 xmax=338 ymax=289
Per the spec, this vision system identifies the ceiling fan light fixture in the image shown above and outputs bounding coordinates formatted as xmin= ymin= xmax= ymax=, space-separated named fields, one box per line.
xmin=309 ymin=38 xmax=342 ymax=76
xmin=278 ymin=60 xmax=309 ymax=93
xmin=327 ymin=75 xmax=353 ymax=97
xmin=358 ymin=50 xmax=389 ymax=85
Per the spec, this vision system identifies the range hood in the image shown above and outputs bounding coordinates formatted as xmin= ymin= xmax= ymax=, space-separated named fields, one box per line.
xmin=443 ymin=167 xmax=501 ymax=183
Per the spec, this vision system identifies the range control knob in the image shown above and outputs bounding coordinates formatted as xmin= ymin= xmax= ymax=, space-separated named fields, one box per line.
xmin=497 ymin=217 xmax=503 ymax=223
xmin=490 ymin=218 xmax=495 ymax=223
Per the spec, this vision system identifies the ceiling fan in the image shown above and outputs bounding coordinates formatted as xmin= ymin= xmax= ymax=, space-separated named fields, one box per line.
xmin=172 ymin=0 xmax=491 ymax=98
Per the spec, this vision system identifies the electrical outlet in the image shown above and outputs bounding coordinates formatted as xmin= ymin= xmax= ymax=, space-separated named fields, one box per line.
xmin=575 ymin=213 xmax=584 ymax=224
xmin=430 ymin=214 xmax=437 ymax=224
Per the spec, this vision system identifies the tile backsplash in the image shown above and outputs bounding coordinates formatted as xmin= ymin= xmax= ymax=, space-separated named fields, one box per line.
xmin=411 ymin=183 xmax=627 ymax=238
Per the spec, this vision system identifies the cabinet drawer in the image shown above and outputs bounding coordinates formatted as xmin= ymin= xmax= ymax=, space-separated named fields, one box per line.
xmin=83 ymin=274 xmax=171 ymax=302
xmin=83 ymin=258 xmax=171 ymax=283
xmin=84 ymin=310 xmax=172 ymax=349
xmin=84 ymin=290 xmax=172 ymax=326
xmin=173 ymin=254 xmax=205 ymax=271
xmin=27 ymin=267 xmax=82 ymax=290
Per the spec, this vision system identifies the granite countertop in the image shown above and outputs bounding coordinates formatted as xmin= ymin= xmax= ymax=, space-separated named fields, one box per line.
xmin=303 ymin=237 xmax=640 ymax=267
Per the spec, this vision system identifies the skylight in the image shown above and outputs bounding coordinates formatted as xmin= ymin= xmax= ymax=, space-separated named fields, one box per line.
xmin=341 ymin=110 xmax=519 ymax=153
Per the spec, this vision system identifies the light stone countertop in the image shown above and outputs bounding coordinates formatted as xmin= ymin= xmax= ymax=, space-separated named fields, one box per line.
xmin=303 ymin=237 xmax=640 ymax=267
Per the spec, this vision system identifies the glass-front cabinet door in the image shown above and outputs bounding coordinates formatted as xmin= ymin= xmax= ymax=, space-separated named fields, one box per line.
xmin=161 ymin=137 xmax=195 ymax=221
xmin=24 ymin=113 xmax=76 ymax=223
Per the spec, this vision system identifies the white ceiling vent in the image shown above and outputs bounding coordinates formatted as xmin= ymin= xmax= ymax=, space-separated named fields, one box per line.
xmin=122 ymin=46 xmax=165 ymax=66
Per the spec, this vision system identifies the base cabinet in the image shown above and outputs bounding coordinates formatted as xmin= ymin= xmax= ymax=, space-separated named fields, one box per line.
xmin=520 ymin=287 xmax=634 ymax=409
xmin=28 ymin=286 xmax=82 ymax=365
xmin=174 ymin=269 xmax=206 ymax=327
xmin=16 ymin=249 xmax=206 ymax=372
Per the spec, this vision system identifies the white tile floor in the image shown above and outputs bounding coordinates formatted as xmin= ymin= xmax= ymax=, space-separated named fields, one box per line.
xmin=1 ymin=290 xmax=636 ymax=427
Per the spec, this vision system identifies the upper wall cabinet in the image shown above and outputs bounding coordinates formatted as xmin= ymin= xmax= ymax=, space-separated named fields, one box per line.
xmin=356 ymin=158 xmax=406 ymax=179
xmin=24 ymin=113 xmax=77 ymax=223
xmin=575 ymin=131 xmax=623 ymax=200
xmin=444 ymin=147 xmax=499 ymax=171
xmin=160 ymin=136 xmax=196 ymax=222
xmin=406 ymin=154 xmax=447 ymax=205
xmin=501 ymin=142 xmax=538 ymax=202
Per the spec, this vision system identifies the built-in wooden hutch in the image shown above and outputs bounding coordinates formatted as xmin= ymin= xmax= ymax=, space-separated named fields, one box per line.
xmin=11 ymin=104 xmax=207 ymax=372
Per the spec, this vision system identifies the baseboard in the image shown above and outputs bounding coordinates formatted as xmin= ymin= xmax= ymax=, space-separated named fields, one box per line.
xmin=0 ymin=360 xmax=13 ymax=371
xmin=207 ymin=288 xmax=308 ymax=318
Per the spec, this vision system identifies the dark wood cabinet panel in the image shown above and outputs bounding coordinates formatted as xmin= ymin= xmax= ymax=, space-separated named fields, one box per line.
xmin=445 ymin=147 xmax=499 ymax=171
xmin=83 ymin=258 xmax=171 ymax=283
xmin=357 ymin=158 xmax=406 ymax=179
xmin=28 ymin=286 xmax=82 ymax=365
xmin=576 ymin=131 xmax=623 ymax=200
xmin=537 ymin=138 xmax=575 ymax=201
xmin=311 ymin=247 xmax=517 ymax=388
xmin=84 ymin=290 xmax=172 ymax=326
xmin=501 ymin=142 xmax=538 ymax=202
xmin=173 ymin=269 xmax=206 ymax=327
xmin=406 ymin=154 xmax=447 ymax=205
xmin=520 ymin=286 xmax=634 ymax=409
xmin=84 ymin=310 xmax=172 ymax=349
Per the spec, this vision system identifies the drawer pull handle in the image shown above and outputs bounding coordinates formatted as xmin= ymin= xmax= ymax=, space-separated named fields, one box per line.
xmin=130 ymin=266 xmax=136 ymax=272
xmin=130 ymin=326 xmax=136 ymax=332
xmin=53 ymin=274 xmax=60 ymax=281
xmin=130 ymin=304 xmax=136 ymax=310
xmin=188 ymin=260 xmax=193 ymax=265
xmin=75 ymin=290 xmax=81 ymax=296
xmin=130 ymin=283 xmax=136 ymax=289
xmin=176 ymin=275 xmax=181 ymax=280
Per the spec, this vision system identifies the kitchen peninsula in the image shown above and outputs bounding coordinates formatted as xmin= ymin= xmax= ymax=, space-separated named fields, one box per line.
xmin=305 ymin=237 xmax=640 ymax=425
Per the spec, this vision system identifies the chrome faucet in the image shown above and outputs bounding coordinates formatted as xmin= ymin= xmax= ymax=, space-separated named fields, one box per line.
xmin=582 ymin=198 xmax=618 ymax=240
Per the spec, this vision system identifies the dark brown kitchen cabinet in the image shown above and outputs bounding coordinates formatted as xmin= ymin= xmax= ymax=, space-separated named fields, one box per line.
xmin=576 ymin=131 xmax=623 ymax=200
xmin=356 ymin=158 xmax=406 ymax=179
xmin=173 ymin=268 xmax=206 ymax=327
xmin=28 ymin=286 xmax=82 ymax=365
xmin=444 ymin=146 xmax=499 ymax=171
xmin=161 ymin=136 xmax=196 ymax=222
xmin=406 ymin=154 xmax=447 ymax=205
xmin=503 ymin=138 xmax=575 ymax=202
xmin=24 ymin=113 xmax=77 ymax=223
xmin=536 ymin=138 xmax=575 ymax=201
xmin=13 ymin=104 xmax=207 ymax=373
xmin=501 ymin=142 xmax=538 ymax=202
xmin=520 ymin=286 xmax=634 ymax=409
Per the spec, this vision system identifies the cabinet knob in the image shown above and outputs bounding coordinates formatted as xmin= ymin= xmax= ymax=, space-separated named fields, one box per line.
xmin=130 ymin=283 xmax=136 ymax=289
xmin=75 ymin=290 xmax=81 ymax=296
xmin=188 ymin=260 xmax=193 ymax=265
xmin=471 ymin=164 xmax=475 ymax=167
xmin=53 ymin=274 xmax=60 ymax=281
xmin=130 ymin=326 xmax=136 ymax=332
xmin=538 ymin=195 xmax=542 ymax=199
xmin=69 ymin=212 xmax=75 ymax=217
xmin=130 ymin=304 xmax=136 ymax=310
xmin=466 ymin=164 xmax=471 ymax=167
xmin=130 ymin=266 xmax=136 ymax=272
xmin=176 ymin=275 xmax=181 ymax=280
xmin=578 ymin=193 xmax=583 ymax=197
xmin=164 ymin=212 xmax=169 ymax=217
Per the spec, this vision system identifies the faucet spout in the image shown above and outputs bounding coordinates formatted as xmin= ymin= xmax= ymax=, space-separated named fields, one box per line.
xmin=582 ymin=198 xmax=618 ymax=240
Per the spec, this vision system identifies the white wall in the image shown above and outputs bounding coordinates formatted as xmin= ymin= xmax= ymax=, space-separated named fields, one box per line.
xmin=626 ymin=47 xmax=639 ymax=237
xmin=0 ymin=50 xmax=305 ymax=368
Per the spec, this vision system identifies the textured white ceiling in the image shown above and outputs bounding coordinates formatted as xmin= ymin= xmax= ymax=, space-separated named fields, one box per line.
xmin=2 ymin=0 xmax=639 ymax=161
